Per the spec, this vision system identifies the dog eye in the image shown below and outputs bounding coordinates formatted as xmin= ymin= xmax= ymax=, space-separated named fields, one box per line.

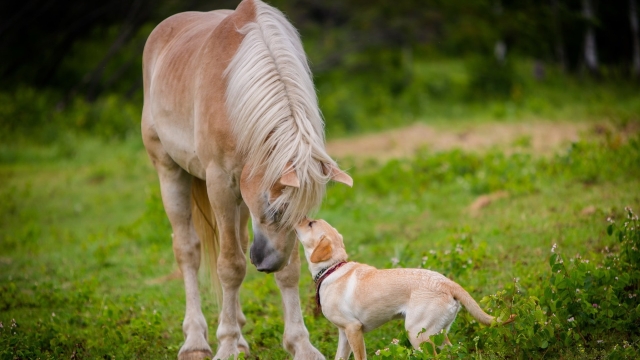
xmin=308 ymin=221 xmax=316 ymax=227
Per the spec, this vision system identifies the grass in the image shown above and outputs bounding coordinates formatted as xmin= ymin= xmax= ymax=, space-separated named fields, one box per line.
xmin=1 ymin=119 xmax=639 ymax=358
xmin=1 ymin=55 xmax=640 ymax=358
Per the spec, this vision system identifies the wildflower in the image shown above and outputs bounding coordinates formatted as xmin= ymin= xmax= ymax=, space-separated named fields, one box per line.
xmin=0 ymin=321 xmax=3 ymax=329
xmin=551 ymin=243 xmax=557 ymax=253
xmin=592 ymin=303 xmax=599 ymax=308
xmin=597 ymin=340 xmax=603 ymax=344
xmin=11 ymin=319 xmax=16 ymax=328
xmin=375 ymin=350 xmax=380 ymax=356
xmin=429 ymin=250 xmax=436 ymax=255
xmin=607 ymin=217 xmax=614 ymax=223
xmin=51 ymin=312 xmax=55 ymax=317
xmin=391 ymin=338 xmax=400 ymax=345
xmin=576 ymin=289 xmax=580 ymax=293
xmin=568 ymin=317 xmax=575 ymax=322
xmin=391 ymin=257 xmax=399 ymax=266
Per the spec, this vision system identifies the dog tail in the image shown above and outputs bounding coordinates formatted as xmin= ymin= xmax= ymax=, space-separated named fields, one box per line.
xmin=451 ymin=284 xmax=516 ymax=326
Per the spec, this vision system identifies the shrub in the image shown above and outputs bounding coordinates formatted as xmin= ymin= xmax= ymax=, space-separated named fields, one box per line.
xmin=371 ymin=208 xmax=640 ymax=358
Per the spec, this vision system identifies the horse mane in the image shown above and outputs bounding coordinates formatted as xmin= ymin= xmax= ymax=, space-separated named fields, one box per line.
xmin=223 ymin=0 xmax=335 ymax=228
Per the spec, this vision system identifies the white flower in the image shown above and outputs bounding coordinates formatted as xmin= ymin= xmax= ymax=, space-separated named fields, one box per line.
xmin=391 ymin=338 xmax=400 ymax=345
xmin=568 ymin=317 xmax=575 ymax=322
xmin=375 ymin=350 xmax=380 ymax=356
xmin=551 ymin=243 xmax=557 ymax=253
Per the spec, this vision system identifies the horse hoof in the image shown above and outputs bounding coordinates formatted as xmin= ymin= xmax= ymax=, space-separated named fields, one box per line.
xmin=178 ymin=350 xmax=213 ymax=360
xmin=237 ymin=344 xmax=250 ymax=355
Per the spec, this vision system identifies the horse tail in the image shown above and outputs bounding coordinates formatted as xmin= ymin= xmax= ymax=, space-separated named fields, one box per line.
xmin=191 ymin=177 xmax=222 ymax=307
xmin=451 ymin=283 xmax=516 ymax=326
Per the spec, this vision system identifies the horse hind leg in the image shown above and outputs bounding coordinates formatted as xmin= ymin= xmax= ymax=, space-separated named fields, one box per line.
xmin=143 ymin=129 xmax=212 ymax=359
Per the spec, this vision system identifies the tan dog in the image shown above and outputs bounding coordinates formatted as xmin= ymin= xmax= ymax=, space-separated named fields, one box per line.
xmin=295 ymin=219 xmax=515 ymax=360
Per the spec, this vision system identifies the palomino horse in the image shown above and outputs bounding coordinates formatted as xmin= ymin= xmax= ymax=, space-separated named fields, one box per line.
xmin=141 ymin=0 xmax=352 ymax=359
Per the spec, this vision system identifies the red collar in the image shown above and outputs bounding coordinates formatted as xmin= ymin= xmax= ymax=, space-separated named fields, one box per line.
xmin=315 ymin=261 xmax=348 ymax=314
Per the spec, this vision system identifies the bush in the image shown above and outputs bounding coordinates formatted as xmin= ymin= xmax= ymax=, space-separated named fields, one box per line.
xmin=371 ymin=208 xmax=640 ymax=358
xmin=466 ymin=55 xmax=518 ymax=99
xmin=0 ymin=88 xmax=141 ymax=144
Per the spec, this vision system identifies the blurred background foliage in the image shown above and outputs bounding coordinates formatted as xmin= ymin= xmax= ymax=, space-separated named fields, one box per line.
xmin=1 ymin=0 xmax=640 ymax=142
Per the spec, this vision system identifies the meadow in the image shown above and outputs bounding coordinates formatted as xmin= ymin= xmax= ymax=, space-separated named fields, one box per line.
xmin=1 ymin=58 xmax=640 ymax=359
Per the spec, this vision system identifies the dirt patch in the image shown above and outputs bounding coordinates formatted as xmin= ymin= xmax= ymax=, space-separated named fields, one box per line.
xmin=468 ymin=191 xmax=509 ymax=215
xmin=326 ymin=121 xmax=593 ymax=160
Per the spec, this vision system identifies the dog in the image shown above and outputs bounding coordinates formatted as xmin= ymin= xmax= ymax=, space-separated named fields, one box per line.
xmin=295 ymin=218 xmax=515 ymax=359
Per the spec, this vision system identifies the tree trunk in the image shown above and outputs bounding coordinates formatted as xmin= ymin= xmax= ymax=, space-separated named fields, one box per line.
xmin=493 ymin=0 xmax=506 ymax=65
xmin=582 ymin=0 xmax=599 ymax=75
xmin=552 ymin=0 xmax=567 ymax=71
xmin=630 ymin=0 xmax=640 ymax=77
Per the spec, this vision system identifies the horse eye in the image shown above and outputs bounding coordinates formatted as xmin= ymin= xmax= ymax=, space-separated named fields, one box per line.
xmin=272 ymin=209 xmax=283 ymax=223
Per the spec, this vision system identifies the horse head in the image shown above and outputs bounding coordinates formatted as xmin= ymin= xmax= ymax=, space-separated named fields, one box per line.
xmin=240 ymin=161 xmax=352 ymax=272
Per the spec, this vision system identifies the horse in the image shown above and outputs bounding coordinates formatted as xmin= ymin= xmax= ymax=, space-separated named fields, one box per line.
xmin=141 ymin=0 xmax=352 ymax=359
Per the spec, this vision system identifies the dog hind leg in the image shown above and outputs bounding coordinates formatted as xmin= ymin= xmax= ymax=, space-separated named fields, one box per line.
xmin=335 ymin=328 xmax=352 ymax=360
xmin=344 ymin=323 xmax=366 ymax=360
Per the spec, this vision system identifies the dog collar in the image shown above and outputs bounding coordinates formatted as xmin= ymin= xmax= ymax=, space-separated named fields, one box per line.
xmin=314 ymin=261 xmax=346 ymax=284
xmin=315 ymin=261 xmax=348 ymax=314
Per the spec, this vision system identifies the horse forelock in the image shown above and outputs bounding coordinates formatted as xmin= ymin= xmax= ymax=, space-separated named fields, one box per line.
xmin=224 ymin=0 xmax=335 ymax=228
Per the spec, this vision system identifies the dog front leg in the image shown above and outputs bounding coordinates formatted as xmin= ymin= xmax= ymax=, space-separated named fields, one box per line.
xmin=344 ymin=323 xmax=366 ymax=360
xmin=335 ymin=328 xmax=351 ymax=360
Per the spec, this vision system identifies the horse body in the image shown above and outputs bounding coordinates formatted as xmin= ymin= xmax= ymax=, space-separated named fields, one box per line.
xmin=143 ymin=9 xmax=237 ymax=180
xmin=142 ymin=0 xmax=350 ymax=359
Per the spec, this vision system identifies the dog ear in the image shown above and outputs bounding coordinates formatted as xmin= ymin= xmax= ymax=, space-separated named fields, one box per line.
xmin=310 ymin=236 xmax=333 ymax=263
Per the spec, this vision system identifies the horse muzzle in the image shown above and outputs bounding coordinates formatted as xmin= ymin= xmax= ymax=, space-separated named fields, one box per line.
xmin=249 ymin=229 xmax=287 ymax=273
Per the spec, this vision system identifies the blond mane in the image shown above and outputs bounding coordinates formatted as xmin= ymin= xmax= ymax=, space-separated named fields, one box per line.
xmin=223 ymin=0 xmax=336 ymax=228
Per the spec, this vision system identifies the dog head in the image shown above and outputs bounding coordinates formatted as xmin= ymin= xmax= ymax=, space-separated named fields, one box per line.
xmin=295 ymin=218 xmax=348 ymax=269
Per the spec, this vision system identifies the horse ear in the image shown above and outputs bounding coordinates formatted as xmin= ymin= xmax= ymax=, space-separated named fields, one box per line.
xmin=323 ymin=163 xmax=353 ymax=187
xmin=310 ymin=236 xmax=333 ymax=263
xmin=280 ymin=162 xmax=300 ymax=187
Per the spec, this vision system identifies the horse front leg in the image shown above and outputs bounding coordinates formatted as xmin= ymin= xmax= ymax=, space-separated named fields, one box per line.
xmin=234 ymin=203 xmax=251 ymax=354
xmin=275 ymin=243 xmax=325 ymax=359
xmin=207 ymin=172 xmax=247 ymax=360
xmin=144 ymin=130 xmax=212 ymax=359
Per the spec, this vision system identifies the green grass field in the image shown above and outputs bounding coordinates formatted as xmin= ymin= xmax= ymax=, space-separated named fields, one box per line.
xmin=1 ymin=57 xmax=640 ymax=358
xmin=1 ymin=119 xmax=639 ymax=359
